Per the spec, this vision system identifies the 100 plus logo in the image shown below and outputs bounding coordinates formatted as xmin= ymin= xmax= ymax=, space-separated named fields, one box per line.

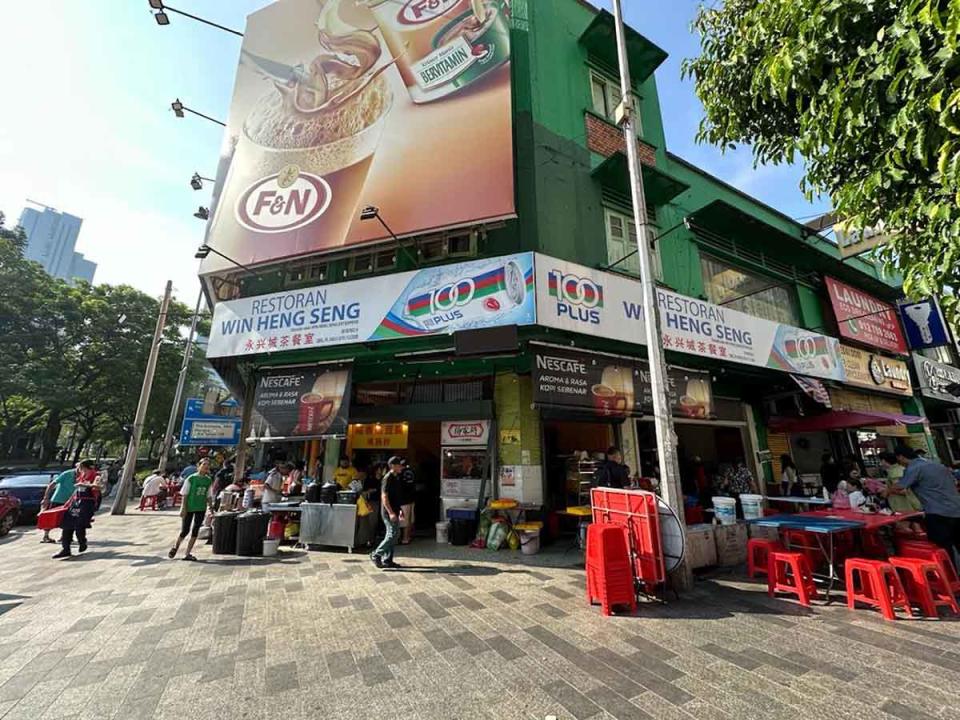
xmin=236 ymin=166 xmax=331 ymax=234
xmin=547 ymin=270 xmax=603 ymax=325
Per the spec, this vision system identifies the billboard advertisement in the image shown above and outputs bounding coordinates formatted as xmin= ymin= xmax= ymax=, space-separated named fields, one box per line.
xmin=657 ymin=289 xmax=847 ymax=382
xmin=251 ymin=365 xmax=352 ymax=440
xmin=178 ymin=398 xmax=243 ymax=447
xmin=200 ymin=0 xmax=514 ymax=274
xmin=897 ymin=298 xmax=951 ymax=349
xmin=534 ymin=255 xmax=645 ymax=345
xmin=206 ymin=253 xmax=535 ymax=358
xmin=825 ymin=277 xmax=907 ymax=354
xmin=532 ymin=346 xmax=713 ymax=419
xmin=838 ymin=345 xmax=912 ymax=397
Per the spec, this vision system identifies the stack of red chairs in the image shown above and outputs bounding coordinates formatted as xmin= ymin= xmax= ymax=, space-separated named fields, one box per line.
xmin=895 ymin=538 xmax=960 ymax=595
xmin=586 ymin=522 xmax=636 ymax=616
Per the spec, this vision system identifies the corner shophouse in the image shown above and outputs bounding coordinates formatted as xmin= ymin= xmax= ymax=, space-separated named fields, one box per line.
xmin=202 ymin=0 xmax=934 ymax=537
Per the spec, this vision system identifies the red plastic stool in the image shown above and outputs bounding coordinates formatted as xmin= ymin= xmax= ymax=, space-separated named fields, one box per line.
xmin=768 ymin=551 xmax=818 ymax=606
xmin=860 ymin=530 xmax=889 ymax=559
xmin=844 ymin=558 xmax=913 ymax=621
xmin=896 ymin=545 xmax=960 ymax=595
xmin=747 ymin=538 xmax=783 ymax=579
xmin=585 ymin=523 xmax=636 ymax=616
xmin=890 ymin=556 xmax=960 ymax=617
xmin=139 ymin=495 xmax=159 ymax=511
xmin=684 ymin=505 xmax=704 ymax=525
xmin=783 ymin=529 xmax=822 ymax=570
xmin=896 ymin=538 xmax=939 ymax=555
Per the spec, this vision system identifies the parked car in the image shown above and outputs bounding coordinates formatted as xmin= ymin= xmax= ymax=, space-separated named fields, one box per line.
xmin=0 ymin=473 xmax=56 ymax=521
xmin=0 ymin=490 xmax=21 ymax=536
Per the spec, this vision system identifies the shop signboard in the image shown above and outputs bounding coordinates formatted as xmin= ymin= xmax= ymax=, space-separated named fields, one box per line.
xmin=533 ymin=255 xmax=645 ymax=345
xmin=200 ymin=0 xmax=514 ymax=275
xmin=440 ymin=420 xmax=490 ymax=446
xmin=348 ymin=422 xmax=408 ymax=450
xmin=838 ymin=345 xmax=912 ymax=397
xmin=656 ymin=290 xmax=847 ymax=382
xmin=897 ymin=297 xmax=951 ymax=349
xmin=207 ymin=253 xmax=535 ymax=358
xmin=250 ymin=365 xmax=352 ymax=440
xmin=531 ymin=346 xmax=713 ymax=419
xmin=913 ymin=353 xmax=960 ymax=404
xmin=178 ymin=398 xmax=242 ymax=447
xmin=825 ymin=277 xmax=907 ymax=354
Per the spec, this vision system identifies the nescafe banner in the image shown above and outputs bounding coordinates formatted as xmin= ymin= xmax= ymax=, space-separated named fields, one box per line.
xmin=251 ymin=365 xmax=352 ymax=440
xmin=532 ymin=346 xmax=713 ymax=419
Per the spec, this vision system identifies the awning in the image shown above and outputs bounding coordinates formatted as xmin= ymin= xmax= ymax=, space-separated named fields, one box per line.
xmin=769 ymin=410 xmax=927 ymax=433
xmin=591 ymin=152 xmax=689 ymax=205
xmin=579 ymin=11 xmax=668 ymax=84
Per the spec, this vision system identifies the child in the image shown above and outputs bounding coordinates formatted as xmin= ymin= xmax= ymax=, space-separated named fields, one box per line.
xmin=846 ymin=477 xmax=867 ymax=511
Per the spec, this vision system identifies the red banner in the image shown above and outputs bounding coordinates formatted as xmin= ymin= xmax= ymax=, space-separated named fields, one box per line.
xmin=825 ymin=277 xmax=906 ymax=354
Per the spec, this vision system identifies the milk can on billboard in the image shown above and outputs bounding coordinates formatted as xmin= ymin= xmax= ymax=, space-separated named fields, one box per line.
xmin=367 ymin=0 xmax=511 ymax=104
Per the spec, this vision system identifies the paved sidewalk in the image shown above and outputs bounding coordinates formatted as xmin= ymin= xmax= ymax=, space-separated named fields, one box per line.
xmin=1 ymin=510 xmax=960 ymax=720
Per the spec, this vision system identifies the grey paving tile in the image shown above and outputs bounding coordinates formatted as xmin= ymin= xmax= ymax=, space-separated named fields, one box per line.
xmin=326 ymin=650 xmax=357 ymax=680
xmin=453 ymin=630 xmax=489 ymax=655
xmin=381 ymin=611 xmax=411 ymax=629
xmin=456 ymin=593 xmax=484 ymax=611
xmin=265 ymin=662 xmax=300 ymax=694
xmin=358 ymin=655 xmax=393 ymax=686
xmin=590 ymin=648 xmax=683 ymax=704
xmin=410 ymin=592 xmax=449 ymax=619
xmin=543 ymin=585 xmax=574 ymax=600
xmin=544 ymin=680 xmax=602 ymax=720
xmin=65 ymin=616 xmax=104 ymax=633
xmin=536 ymin=602 xmax=568 ymax=618
xmin=328 ymin=594 xmax=350 ymax=609
xmin=490 ymin=589 xmax=518 ymax=604
xmin=784 ymin=651 xmax=858 ymax=681
xmin=740 ymin=648 xmax=808 ymax=675
xmin=422 ymin=628 xmax=457 ymax=652
xmin=201 ymin=656 xmax=236 ymax=683
xmin=377 ymin=639 xmax=412 ymax=665
xmin=350 ymin=596 xmax=374 ymax=611
xmin=586 ymin=686 xmax=654 ymax=720
xmin=237 ymin=636 xmax=266 ymax=660
xmin=485 ymin=635 xmax=525 ymax=661
xmin=881 ymin=700 xmax=940 ymax=720
xmin=699 ymin=643 xmax=762 ymax=670
xmin=622 ymin=634 xmax=677 ymax=660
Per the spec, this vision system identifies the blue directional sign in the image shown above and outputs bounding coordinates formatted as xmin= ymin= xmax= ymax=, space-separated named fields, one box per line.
xmin=897 ymin=298 xmax=951 ymax=349
xmin=179 ymin=397 xmax=242 ymax=447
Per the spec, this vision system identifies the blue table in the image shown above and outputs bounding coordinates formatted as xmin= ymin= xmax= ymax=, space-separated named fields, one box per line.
xmin=748 ymin=515 xmax=866 ymax=601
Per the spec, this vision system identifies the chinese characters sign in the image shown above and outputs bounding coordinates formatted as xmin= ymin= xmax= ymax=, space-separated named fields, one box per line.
xmin=348 ymin=423 xmax=409 ymax=450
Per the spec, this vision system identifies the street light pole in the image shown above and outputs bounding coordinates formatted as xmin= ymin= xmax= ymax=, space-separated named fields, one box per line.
xmin=157 ymin=288 xmax=203 ymax=472
xmin=611 ymin=0 xmax=691 ymax=589
xmin=111 ymin=281 xmax=173 ymax=515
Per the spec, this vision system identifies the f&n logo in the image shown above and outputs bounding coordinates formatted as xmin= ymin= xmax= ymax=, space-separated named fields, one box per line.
xmin=398 ymin=0 xmax=460 ymax=25
xmin=236 ymin=166 xmax=331 ymax=234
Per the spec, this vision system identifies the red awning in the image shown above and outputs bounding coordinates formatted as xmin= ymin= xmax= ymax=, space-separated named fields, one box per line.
xmin=769 ymin=410 xmax=927 ymax=433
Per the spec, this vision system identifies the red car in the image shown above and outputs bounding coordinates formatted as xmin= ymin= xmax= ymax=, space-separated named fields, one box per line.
xmin=0 ymin=489 xmax=21 ymax=536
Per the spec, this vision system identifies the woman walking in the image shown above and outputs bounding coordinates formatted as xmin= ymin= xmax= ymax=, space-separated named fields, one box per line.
xmin=168 ymin=458 xmax=214 ymax=561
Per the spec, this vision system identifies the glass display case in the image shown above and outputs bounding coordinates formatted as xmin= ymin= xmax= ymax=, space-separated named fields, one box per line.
xmin=440 ymin=447 xmax=488 ymax=500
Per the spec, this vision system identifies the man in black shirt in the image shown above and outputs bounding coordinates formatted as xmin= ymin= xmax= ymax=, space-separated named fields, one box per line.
xmin=596 ymin=447 xmax=630 ymax=489
xmin=371 ymin=456 xmax=405 ymax=569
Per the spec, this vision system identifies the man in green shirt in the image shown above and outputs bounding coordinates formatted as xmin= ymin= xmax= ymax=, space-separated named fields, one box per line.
xmin=168 ymin=458 xmax=213 ymax=561
xmin=40 ymin=460 xmax=95 ymax=543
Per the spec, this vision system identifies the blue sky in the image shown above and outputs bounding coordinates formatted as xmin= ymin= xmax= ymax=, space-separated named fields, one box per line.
xmin=0 ymin=0 xmax=827 ymax=303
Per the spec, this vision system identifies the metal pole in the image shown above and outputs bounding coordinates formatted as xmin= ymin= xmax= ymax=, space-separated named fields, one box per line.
xmin=233 ymin=376 xmax=256 ymax=483
xmin=611 ymin=0 xmax=692 ymax=590
xmin=157 ymin=289 xmax=203 ymax=472
xmin=111 ymin=281 xmax=173 ymax=515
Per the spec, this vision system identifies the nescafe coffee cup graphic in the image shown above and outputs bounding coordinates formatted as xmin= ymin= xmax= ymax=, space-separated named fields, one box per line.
xmin=295 ymin=393 xmax=335 ymax=435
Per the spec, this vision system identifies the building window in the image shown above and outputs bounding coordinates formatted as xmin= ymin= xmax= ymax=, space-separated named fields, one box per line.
xmin=590 ymin=71 xmax=642 ymax=132
xmin=348 ymin=250 xmax=396 ymax=276
xmin=286 ymin=262 xmax=327 ymax=285
xmin=604 ymin=208 xmax=660 ymax=280
xmin=416 ymin=232 xmax=477 ymax=262
xmin=700 ymin=254 xmax=799 ymax=325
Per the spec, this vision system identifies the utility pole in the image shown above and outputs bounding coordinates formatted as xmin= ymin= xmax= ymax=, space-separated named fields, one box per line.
xmin=612 ymin=0 xmax=692 ymax=589
xmin=157 ymin=289 xmax=203 ymax=472
xmin=111 ymin=281 xmax=173 ymax=515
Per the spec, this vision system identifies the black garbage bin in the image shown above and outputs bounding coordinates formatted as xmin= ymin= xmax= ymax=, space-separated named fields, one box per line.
xmin=212 ymin=511 xmax=239 ymax=555
xmin=236 ymin=511 xmax=270 ymax=556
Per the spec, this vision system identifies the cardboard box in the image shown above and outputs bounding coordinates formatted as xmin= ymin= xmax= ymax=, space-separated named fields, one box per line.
xmin=714 ymin=522 xmax=748 ymax=566
xmin=685 ymin=523 xmax=717 ymax=569
xmin=748 ymin=523 xmax=781 ymax=542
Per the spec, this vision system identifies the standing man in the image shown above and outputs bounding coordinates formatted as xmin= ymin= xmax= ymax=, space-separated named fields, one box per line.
xmin=596 ymin=447 xmax=630 ymax=489
xmin=371 ymin=456 xmax=404 ymax=570
xmin=261 ymin=460 xmax=285 ymax=507
xmin=890 ymin=445 xmax=960 ymax=561
xmin=333 ymin=456 xmax=358 ymax=489
xmin=168 ymin=458 xmax=213 ymax=561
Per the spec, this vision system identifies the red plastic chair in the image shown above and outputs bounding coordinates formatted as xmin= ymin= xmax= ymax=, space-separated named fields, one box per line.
xmin=860 ymin=530 xmax=889 ymax=559
xmin=171 ymin=491 xmax=182 ymax=507
xmin=782 ymin=529 xmax=822 ymax=570
xmin=585 ymin=523 xmax=636 ymax=616
xmin=768 ymin=550 xmax=818 ymax=606
xmin=844 ymin=558 xmax=912 ymax=621
xmin=747 ymin=538 xmax=783 ymax=579
xmin=684 ymin=505 xmax=704 ymax=525
xmin=890 ymin=557 xmax=960 ymax=617
xmin=896 ymin=545 xmax=960 ymax=595
xmin=139 ymin=495 xmax=159 ymax=511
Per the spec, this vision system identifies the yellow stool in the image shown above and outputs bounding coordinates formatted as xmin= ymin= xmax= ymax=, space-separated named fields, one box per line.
xmin=489 ymin=498 xmax=519 ymax=511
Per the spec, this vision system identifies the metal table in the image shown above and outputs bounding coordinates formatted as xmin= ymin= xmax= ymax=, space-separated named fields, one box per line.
xmin=299 ymin=502 xmax=379 ymax=553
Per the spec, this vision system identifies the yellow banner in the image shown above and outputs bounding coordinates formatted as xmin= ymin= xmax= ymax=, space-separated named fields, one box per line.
xmin=349 ymin=422 xmax=409 ymax=450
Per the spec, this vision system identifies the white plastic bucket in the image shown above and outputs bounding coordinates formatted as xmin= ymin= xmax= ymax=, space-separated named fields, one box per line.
xmin=712 ymin=497 xmax=737 ymax=526
xmin=435 ymin=521 xmax=450 ymax=544
xmin=520 ymin=530 xmax=540 ymax=555
xmin=262 ymin=538 xmax=279 ymax=557
xmin=740 ymin=494 xmax=764 ymax=521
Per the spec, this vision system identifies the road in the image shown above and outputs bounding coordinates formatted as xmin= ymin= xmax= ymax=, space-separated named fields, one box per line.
xmin=0 ymin=509 xmax=959 ymax=720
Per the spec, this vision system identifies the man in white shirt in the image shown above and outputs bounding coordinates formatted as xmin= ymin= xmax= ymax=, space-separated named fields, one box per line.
xmin=142 ymin=471 xmax=164 ymax=499
xmin=261 ymin=461 xmax=285 ymax=506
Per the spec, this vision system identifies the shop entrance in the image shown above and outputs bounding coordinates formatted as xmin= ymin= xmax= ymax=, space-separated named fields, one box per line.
xmin=542 ymin=419 xmax=617 ymax=510
xmin=350 ymin=421 xmax=442 ymax=538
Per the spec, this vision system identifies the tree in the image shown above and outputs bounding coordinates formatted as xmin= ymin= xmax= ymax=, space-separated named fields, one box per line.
xmin=684 ymin=0 xmax=960 ymax=313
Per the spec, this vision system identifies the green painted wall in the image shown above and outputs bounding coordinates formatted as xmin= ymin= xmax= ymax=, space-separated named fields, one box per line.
xmin=494 ymin=372 xmax=541 ymax=467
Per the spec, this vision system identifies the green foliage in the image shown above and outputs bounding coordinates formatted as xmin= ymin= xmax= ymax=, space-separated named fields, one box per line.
xmin=684 ymin=0 xmax=960 ymax=314
xmin=0 ymin=217 xmax=208 ymax=461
